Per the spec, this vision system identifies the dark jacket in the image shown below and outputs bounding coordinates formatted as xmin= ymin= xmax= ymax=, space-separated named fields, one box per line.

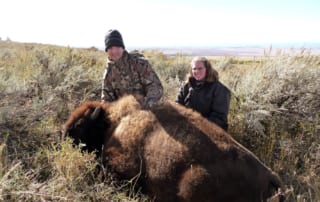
xmin=176 ymin=78 xmax=230 ymax=130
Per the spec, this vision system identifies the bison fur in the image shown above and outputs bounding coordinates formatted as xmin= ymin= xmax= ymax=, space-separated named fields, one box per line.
xmin=62 ymin=95 xmax=285 ymax=202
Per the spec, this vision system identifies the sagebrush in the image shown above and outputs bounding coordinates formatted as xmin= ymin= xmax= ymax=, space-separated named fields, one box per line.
xmin=0 ymin=41 xmax=319 ymax=201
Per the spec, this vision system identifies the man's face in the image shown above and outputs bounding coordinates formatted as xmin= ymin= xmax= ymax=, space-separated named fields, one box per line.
xmin=107 ymin=46 xmax=124 ymax=61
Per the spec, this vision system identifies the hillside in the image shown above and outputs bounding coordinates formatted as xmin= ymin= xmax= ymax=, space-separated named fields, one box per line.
xmin=131 ymin=43 xmax=320 ymax=56
xmin=0 ymin=41 xmax=319 ymax=201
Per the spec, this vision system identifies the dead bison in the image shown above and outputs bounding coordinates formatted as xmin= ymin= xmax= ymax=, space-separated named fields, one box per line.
xmin=62 ymin=95 xmax=284 ymax=202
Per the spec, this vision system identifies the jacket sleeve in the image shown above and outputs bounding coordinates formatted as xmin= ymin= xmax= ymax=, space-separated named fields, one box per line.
xmin=139 ymin=61 xmax=164 ymax=105
xmin=175 ymin=83 xmax=188 ymax=105
xmin=208 ymin=83 xmax=231 ymax=130
xmin=101 ymin=67 xmax=116 ymax=102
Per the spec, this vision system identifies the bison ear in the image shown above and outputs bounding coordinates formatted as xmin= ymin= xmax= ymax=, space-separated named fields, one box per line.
xmin=90 ymin=106 xmax=102 ymax=120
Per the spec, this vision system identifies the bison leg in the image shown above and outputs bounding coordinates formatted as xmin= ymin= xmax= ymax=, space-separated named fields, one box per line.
xmin=177 ymin=165 xmax=212 ymax=202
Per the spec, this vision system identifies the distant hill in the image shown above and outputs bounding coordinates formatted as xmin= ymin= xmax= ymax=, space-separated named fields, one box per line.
xmin=128 ymin=43 xmax=320 ymax=56
xmin=3 ymin=39 xmax=319 ymax=56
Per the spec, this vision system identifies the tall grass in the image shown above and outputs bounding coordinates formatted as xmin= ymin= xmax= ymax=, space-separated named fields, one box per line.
xmin=0 ymin=41 xmax=319 ymax=201
xmin=218 ymin=49 xmax=320 ymax=201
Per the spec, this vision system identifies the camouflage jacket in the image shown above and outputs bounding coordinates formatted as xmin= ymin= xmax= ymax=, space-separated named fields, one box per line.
xmin=101 ymin=50 xmax=163 ymax=105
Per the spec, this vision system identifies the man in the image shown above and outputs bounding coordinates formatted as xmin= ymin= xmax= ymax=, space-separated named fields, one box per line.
xmin=101 ymin=29 xmax=163 ymax=106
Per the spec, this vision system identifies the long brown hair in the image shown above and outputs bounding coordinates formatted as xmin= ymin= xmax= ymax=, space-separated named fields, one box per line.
xmin=186 ymin=56 xmax=219 ymax=82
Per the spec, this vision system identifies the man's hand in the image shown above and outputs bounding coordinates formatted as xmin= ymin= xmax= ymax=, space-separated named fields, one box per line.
xmin=144 ymin=98 xmax=157 ymax=108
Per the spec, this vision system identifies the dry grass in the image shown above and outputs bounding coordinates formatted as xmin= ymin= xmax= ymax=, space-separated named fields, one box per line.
xmin=0 ymin=41 xmax=319 ymax=201
xmin=217 ymin=49 xmax=320 ymax=201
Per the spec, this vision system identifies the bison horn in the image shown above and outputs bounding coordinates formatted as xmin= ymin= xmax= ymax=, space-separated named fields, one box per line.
xmin=90 ymin=107 xmax=102 ymax=120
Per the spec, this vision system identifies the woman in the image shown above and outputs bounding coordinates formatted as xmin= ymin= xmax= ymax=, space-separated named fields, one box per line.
xmin=176 ymin=56 xmax=230 ymax=130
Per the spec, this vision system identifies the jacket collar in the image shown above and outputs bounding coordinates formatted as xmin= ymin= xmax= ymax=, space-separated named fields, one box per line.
xmin=189 ymin=77 xmax=206 ymax=89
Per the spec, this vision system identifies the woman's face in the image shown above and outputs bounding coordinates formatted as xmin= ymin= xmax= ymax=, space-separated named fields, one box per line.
xmin=192 ymin=61 xmax=206 ymax=80
xmin=107 ymin=46 xmax=124 ymax=61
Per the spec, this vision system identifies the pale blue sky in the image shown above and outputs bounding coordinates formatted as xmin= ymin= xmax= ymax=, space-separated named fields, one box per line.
xmin=1 ymin=0 xmax=320 ymax=48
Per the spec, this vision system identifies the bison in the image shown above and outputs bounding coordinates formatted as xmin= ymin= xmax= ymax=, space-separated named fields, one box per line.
xmin=62 ymin=95 xmax=285 ymax=202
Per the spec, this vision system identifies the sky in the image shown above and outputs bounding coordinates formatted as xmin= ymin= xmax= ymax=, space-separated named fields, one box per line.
xmin=1 ymin=0 xmax=320 ymax=49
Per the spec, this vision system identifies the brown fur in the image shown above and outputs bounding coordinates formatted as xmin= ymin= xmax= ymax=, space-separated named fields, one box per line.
xmin=63 ymin=95 xmax=284 ymax=202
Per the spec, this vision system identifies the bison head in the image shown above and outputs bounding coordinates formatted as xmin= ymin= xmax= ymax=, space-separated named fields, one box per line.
xmin=62 ymin=101 xmax=110 ymax=155
xmin=62 ymin=95 xmax=143 ymax=155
